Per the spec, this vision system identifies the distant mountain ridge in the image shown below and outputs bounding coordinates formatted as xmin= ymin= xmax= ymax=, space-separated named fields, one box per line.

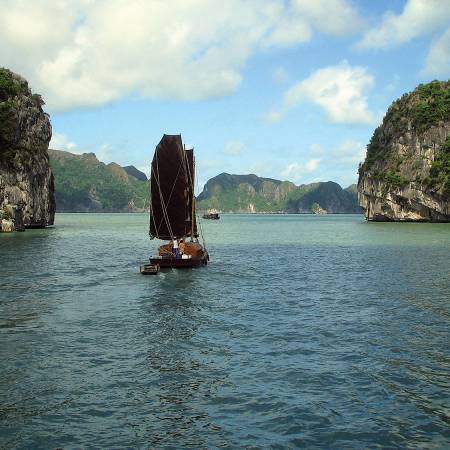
xmin=48 ymin=151 xmax=360 ymax=214
xmin=197 ymin=173 xmax=360 ymax=213
xmin=49 ymin=149 xmax=149 ymax=212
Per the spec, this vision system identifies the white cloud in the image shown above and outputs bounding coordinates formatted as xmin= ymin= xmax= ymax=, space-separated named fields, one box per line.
xmin=49 ymin=133 xmax=117 ymax=164
xmin=423 ymin=27 xmax=450 ymax=76
xmin=199 ymin=159 xmax=221 ymax=171
xmin=281 ymin=158 xmax=320 ymax=183
xmin=332 ymin=139 xmax=366 ymax=165
xmin=264 ymin=15 xmax=312 ymax=47
xmin=309 ymin=143 xmax=325 ymax=156
xmin=0 ymin=0 xmax=362 ymax=111
xmin=264 ymin=0 xmax=362 ymax=47
xmin=96 ymin=144 xmax=113 ymax=164
xmin=272 ymin=66 xmax=289 ymax=84
xmin=277 ymin=139 xmax=365 ymax=186
xmin=265 ymin=110 xmax=282 ymax=123
xmin=224 ymin=141 xmax=245 ymax=156
xmin=273 ymin=61 xmax=375 ymax=125
xmin=247 ymin=161 xmax=277 ymax=178
xmin=320 ymin=139 xmax=365 ymax=185
xmin=305 ymin=158 xmax=320 ymax=171
xmin=385 ymin=74 xmax=401 ymax=93
xmin=49 ymin=132 xmax=81 ymax=153
xmin=291 ymin=0 xmax=362 ymax=36
xmin=357 ymin=0 xmax=450 ymax=50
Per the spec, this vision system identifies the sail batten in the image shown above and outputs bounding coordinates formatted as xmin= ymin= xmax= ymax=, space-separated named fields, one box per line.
xmin=150 ymin=135 xmax=197 ymax=240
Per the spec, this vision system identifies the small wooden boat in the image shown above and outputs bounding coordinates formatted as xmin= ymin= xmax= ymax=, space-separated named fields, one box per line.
xmin=140 ymin=263 xmax=160 ymax=275
xmin=203 ymin=208 xmax=220 ymax=220
xmin=148 ymin=134 xmax=209 ymax=269
xmin=202 ymin=212 xmax=220 ymax=220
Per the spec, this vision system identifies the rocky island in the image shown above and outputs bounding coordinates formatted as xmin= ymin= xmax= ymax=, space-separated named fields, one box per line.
xmin=0 ymin=68 xmax=55 ymax=232
xmin=358 ymin=80 xmax=450 ymax=221
xmin=197 ymin=173 xmax=360 ymax=214
xmin=49 ymin=150 xmax=149 ymax=212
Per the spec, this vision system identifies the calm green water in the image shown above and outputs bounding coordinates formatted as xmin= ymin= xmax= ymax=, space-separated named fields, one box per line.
xmin=1 ymin=214 xmax=449 ymax=449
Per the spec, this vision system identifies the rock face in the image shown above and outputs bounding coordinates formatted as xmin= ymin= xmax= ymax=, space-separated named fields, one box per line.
xmin=197 ymin=173 xmax=361 ymax=213
xmin=0 ymin=68 xmax=55 ymax=230
xmin=358 ymin=81 xmax=450 ymax=221
xmin=311 ymin=203 xmax=327 ymax=215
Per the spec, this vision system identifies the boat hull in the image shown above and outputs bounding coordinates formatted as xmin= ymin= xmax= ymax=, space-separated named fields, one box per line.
xmin=202 ymin=213 xmax=220 ymax=220
xmin=150 ymin=254 xmax=208 ymax=268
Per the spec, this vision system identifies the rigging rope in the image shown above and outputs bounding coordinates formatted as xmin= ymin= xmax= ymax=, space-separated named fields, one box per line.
xmin=194 ymin=164 xmax=207 ymax=251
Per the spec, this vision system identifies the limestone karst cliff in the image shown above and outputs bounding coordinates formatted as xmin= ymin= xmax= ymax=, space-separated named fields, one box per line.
xmin=197 ymin=173 xmax=361 ymax=213
xmin=358 ymin=80 xmax=450 ymax=221
xmin=0 ymin=68 xmax=55 ymax=231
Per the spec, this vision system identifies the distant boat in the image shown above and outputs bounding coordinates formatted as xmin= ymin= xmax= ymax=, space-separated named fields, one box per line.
xmin=147 ymin=134 xmax=209 ymax=268
xmin=203 ymin=209 xmax=220 ymax=220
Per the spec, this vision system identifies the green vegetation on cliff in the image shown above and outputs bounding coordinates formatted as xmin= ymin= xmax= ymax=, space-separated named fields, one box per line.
xmin=0 ymin=68 xmax=45 ymax=159
xmin=364 ymin=80 xmax=450 ymax=172
xmin=0 ymin=68 xmax=27 ymax=97
xmin=197 ymin=173 xmax=360 ymax=213
xmin=410 ymin=81 xmax=450 ymax=132
xmin=361 ymin=80 xmax=450 ymax=196
xmin=49 ymin=150 xmax=149 ymax=212
xmin=0 ymin=69 xmax=23 ymax=154
xmin=424 ymin=136 xmax=450 ymax=194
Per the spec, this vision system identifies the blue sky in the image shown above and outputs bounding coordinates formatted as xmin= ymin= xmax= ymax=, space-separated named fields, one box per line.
xmin=1 ymin=0 xmax=449 ymax=189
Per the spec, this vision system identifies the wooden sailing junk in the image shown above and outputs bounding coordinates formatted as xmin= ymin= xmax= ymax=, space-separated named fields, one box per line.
xmin=148 ymin=134 xmax=209 ymax=268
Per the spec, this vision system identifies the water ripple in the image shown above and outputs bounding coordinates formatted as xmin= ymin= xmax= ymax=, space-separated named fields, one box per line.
xmin=0 ymin=214 xmax=449 ymax=448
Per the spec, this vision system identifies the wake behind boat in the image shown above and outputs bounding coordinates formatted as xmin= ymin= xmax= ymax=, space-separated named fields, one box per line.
xmin=147 ymin=134 xmax=209 ymax=269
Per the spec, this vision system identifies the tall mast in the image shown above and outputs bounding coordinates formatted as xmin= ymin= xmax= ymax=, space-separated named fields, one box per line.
xmin=191 ymin=153 xmax=195 ymax=239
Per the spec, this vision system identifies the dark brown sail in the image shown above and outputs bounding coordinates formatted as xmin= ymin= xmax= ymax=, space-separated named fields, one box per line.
xmin=150 ymin=134 xmax=196 ymax=240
